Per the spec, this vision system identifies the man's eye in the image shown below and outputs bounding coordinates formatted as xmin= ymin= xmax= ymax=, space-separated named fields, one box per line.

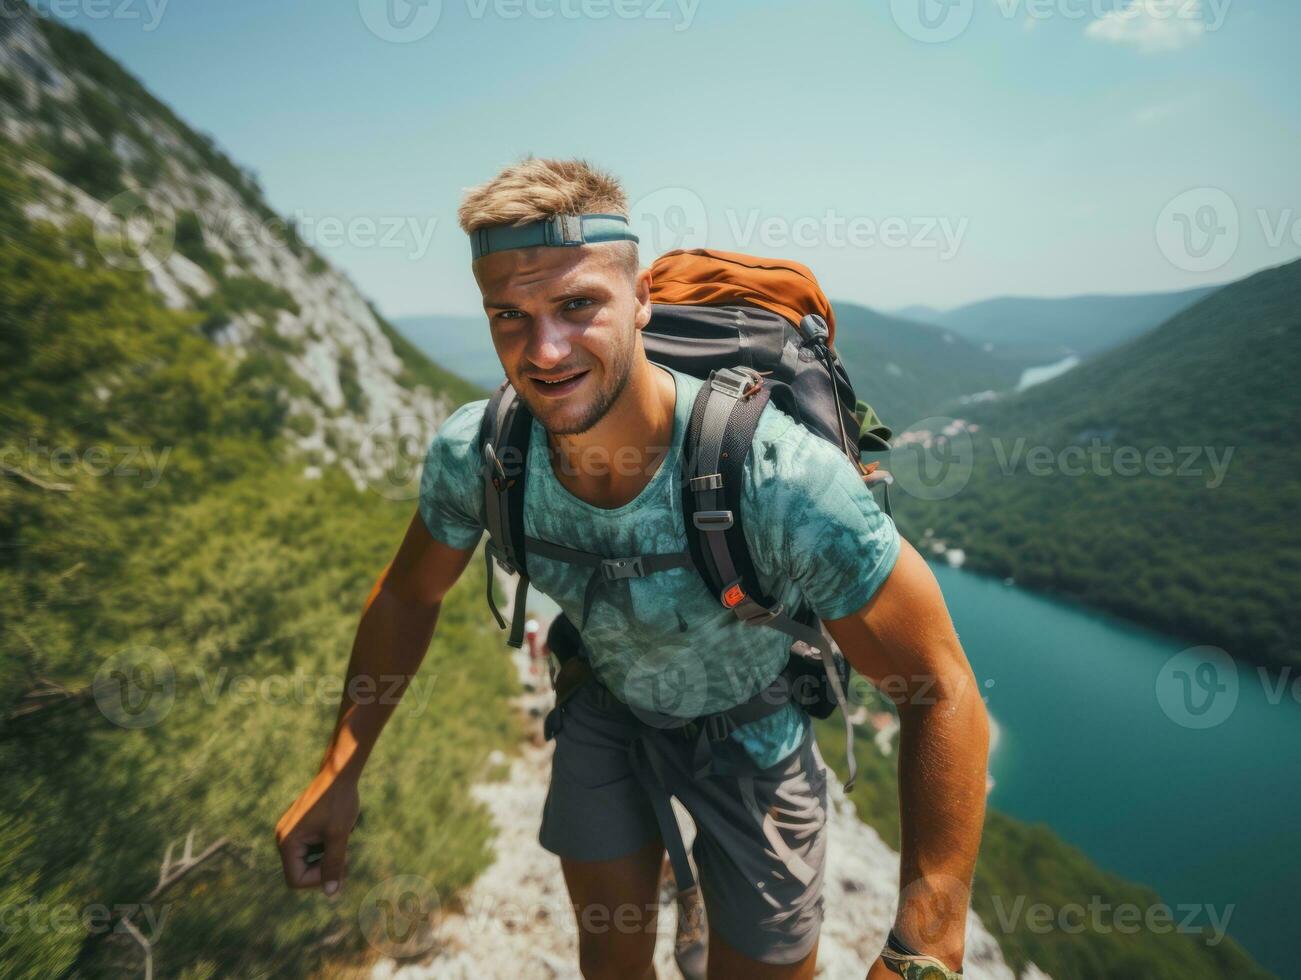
xmin=495 ymin=310 xmax=525 ymax=321
xmin=563 ymin=298 xmax=593 ymax=312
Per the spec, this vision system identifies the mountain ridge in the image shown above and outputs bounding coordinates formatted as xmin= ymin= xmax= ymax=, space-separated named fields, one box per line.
xmin=896 ymin=285 xmax=1220 ymax=366
xmin=897 ymin=258 xmax=1300 ymax=669
xmin=0 ymin=6 xmax=482 ymax=495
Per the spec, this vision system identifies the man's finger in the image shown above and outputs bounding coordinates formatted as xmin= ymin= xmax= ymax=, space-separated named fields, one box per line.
xmin=282 ymin=835 xmax=325 ymax=889
xmin=320 ymin=830 xmax=349 ymax=895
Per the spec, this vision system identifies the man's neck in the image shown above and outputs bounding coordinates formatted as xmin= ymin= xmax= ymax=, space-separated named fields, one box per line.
xmin=545 ymin=358 xmax=676 ymax=510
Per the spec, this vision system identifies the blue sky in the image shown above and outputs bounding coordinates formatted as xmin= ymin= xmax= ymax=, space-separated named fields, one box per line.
xmin=45 ymin=0 xmax=1301 ymax=316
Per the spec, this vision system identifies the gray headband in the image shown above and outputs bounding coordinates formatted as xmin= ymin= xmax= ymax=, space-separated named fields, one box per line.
xmin=470 ymin=213 xmax=638 ymax=260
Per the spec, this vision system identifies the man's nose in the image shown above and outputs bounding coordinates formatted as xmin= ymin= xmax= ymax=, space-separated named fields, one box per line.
xmin=524 ymin=314 xmax=573 ymax=368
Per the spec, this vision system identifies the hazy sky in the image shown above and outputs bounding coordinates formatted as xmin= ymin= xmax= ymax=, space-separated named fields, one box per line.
xmin=50 ymin=0 xmax=1301 ymax=316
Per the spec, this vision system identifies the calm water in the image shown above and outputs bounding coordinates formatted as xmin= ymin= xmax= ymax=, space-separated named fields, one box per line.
xmin=931 ymin=564 xmax=1299 ymax=976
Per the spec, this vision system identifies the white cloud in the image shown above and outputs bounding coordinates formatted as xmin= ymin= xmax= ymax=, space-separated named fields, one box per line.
xmin=1086 ymin=0 xmax=1209 ymax=53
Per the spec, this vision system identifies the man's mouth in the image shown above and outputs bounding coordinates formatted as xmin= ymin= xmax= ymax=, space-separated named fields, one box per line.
xmin=528 ymin=369 xmax=590 ymax=398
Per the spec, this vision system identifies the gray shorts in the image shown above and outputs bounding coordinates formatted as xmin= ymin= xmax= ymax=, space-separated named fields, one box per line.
xmin=539 ymin=680 xmax=829 ymax=965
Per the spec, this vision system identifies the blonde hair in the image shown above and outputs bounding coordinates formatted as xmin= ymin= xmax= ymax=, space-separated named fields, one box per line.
xmin=458 ymin=157 xmax=629 ymax=232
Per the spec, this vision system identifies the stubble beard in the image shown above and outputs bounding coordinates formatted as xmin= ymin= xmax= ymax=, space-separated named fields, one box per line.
xmin=523 ymin=329 xmax=638 ymax=437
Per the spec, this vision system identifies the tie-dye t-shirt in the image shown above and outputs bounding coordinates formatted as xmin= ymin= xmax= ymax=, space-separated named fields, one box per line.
xmin=418 ymin=364 xmax=900 ymax=768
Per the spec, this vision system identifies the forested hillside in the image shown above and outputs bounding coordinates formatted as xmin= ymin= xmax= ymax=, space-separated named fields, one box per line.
xmin=0 ymin=9 xmax=513 ymax=976
xmin=896 ymin=260 xmax=1300 ymax=669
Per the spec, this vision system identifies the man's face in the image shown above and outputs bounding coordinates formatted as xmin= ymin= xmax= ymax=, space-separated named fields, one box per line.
xmin=475 ymin=243 xmax=651 ymax=436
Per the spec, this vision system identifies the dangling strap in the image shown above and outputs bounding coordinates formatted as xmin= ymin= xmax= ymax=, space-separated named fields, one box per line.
xmin=483 ymin=546 xmax=507 ymax=630
xmin=629 ymin=736 xmax=695 ymax=893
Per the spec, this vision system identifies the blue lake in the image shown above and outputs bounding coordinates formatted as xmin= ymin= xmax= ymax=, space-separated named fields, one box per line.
xmin=930 ymin=563 xmax=1299 ymax=976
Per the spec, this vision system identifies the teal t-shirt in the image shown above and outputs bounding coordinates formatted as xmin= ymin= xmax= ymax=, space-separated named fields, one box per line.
xmin=418 ymin=364 xmax=900 ymax=768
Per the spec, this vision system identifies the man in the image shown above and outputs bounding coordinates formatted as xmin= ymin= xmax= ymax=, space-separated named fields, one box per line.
xmin=523 ymin=609 xmax=543 ymax=679
xmin=276 ymin=158 xmax=989 ymax=979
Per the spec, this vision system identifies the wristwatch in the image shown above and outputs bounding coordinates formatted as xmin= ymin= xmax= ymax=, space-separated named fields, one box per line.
xmin=880 ymin=930 xmax=963 ymax=980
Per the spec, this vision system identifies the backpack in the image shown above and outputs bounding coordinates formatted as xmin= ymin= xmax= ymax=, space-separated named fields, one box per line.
xmin=475 ymin=248 xmax=893 ymax=785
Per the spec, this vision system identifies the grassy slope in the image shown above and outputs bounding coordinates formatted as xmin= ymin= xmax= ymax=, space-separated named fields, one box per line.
xmin=898 ymin=259 xmax=1301 ymax=669
xmin=0 ymin=77 xmax=513 ymax=980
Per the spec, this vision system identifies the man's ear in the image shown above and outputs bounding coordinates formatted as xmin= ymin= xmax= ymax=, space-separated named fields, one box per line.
xmin=633 ymin=266 xmax=653 ymax=332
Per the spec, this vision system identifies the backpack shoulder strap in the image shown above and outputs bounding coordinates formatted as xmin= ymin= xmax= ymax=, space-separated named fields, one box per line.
xmin=681 ymin=366 xmax=774 ymax=618
xmin=477 ymin=381 xmax=535 ymax=648
xmin=680 ymin=366 xmax=858 ymax=790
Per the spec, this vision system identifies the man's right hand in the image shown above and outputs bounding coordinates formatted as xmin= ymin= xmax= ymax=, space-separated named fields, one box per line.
xmin=272 ymin=518 xmax=474 ymax=895
xmin=275 ymin=768 xmax=361 ymax=894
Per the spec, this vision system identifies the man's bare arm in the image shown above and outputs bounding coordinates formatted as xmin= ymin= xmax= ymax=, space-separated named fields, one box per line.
xmin=823 ymin=536 xmax=989 ymax=975
xmin=274 ymin=513 xmax=477 ymax=894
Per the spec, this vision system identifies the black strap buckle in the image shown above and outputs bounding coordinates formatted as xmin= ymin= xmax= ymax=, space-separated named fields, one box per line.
xmin=692 ymin=510 xmax=734 ymax=531
xmin=703 ymin=713 xmax=732 ymax=742
xmin=485 ymin=540 xmax=516 ymax=576
xmin=689 ymin=472 xmax=723 ymax=492
xmin=709 ymin=367 xmax=756 ymax=399
xmin=602 ymin=556 xmax=645 ymax=580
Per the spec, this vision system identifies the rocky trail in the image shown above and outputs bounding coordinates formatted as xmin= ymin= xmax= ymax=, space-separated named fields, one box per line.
xmin=376 ymin=593 xmax=1047 ymax=980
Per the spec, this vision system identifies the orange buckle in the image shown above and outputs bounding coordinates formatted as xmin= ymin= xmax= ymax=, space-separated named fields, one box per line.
xmin=722 ymin=583 xmax=746 ymax=608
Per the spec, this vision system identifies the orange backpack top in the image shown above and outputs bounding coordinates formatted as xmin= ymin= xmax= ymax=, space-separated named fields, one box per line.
xmin=648 ymin=248 xmax=838 ymax=347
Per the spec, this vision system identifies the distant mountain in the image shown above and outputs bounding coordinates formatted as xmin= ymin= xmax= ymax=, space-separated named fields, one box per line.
xmin=891 ymin=303 xmax=945 ymax=324
xmin=916 ymin=287 xmax=1219 ymax=367
xmin=898 ymin=259 xmax=1301 ymax=669
xmin=831 ymin=303 xmax=1022 ymax=429
xmin=397 ymin=314 xmax=502 ymax=391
